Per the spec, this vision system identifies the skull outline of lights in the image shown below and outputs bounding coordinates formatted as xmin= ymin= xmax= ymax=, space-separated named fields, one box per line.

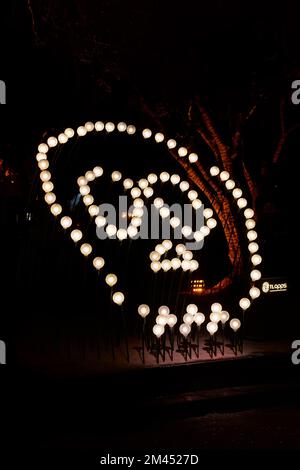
xmin=35 ymin=121 xmax=262 ymax=321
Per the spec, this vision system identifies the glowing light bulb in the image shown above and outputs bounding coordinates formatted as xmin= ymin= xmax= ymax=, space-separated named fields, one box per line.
xmin=210 ymin=166 xmax=220 ymax=176
xmin=179 ymin=323 xmax=191 ymax=337
xmin=147 ymin=173 xmax=157 ymax=184
xmin=220 ymin=311 xmax=230 ymax=324
xmin=95 ymin=215 xmax=106 ymax=227
xmin=167 ymin=139 xmax=177 ymax=149
xmin=156 ymin=315 xmax=168 ymax=326
xmin=83 ymin=194 xmax=94 ymax=206
xmin=192 ymin=199 xmax=202 ymax=210
xmin=175 ymin=244 xmax=186 ymax=255
xmin=105 ymin=122 xmax=115 ymax=133
xmin=80 ymin=243 xmax=92 ymax=256
xmin=170 ymin=217 xmax=181 ymax=228
xmin=111 ymin=171 xmax=122 ymax=182
xmin=186 ymin=304 xmax=198 ymax=315
xmin=194 ymin=231 xmax=204 ymax=242
xmin=153 ymin=324 xmax=164 ymax=338
xmin=77 ymin=176 xmax=87 ymax=186
xmin=170 ymin=174 xmax=180 ymax=185
xmin=220 ymin=171 xmax=230 ymax=181
xmin=79 ymin=185 xmax=90 ymax=196
xmin=154 ymin=198 xmax=164 ymax=209
xmin=249 ymin=287 xmax=260 ymax=299
xmin=58 ymin=133 xmax=68 ymax=144
xmin=138 ymin=178 xmax=148 ymax=189
xmin=36 ymin=152 xmax=47 ymax=162
xmin=171 ymin=258 xmax=181 ymax=270
xmin=42 ymin=181 xmax=54 ymax=192
xmin=88 ymin=205 xmax=99 ymax=217
xmin=251 ymin=254 xmax=262 ymax=266
xmin=50 ymin=203 xmax=62 ymax=216
xmin=84 ymin=121 xmax=94 ymax=132
xmin=44 ymin=192 xmax=56 ymax=205
xmin=182 ymin=250 xmax=193 ymax=261
xmin=178 ymin=147 xmax=188 ymax=157
xmin=38 ymin=143 xmax=48 ymax=153
xmin=162 ymin=260 xmax=172 ymax=272
xmin=230 ymin=318 xmax=241 ymax=332
xmin=138 ymin=304 xmax=150 ymax=318
xmin=117 ymin=228 xmax=127 ymax=241
xmin=239 ymin=298 xmax=251 ymax=310
xmin=211 ymin=302 xmax=222 ymax=313
xmin=93 ymin=166 xmax=103 ymax=177
xmin=95 ymin=121 xmax=104 ymax=131
xmin=225 ymin=179 xmax=235 ymax=190
xmin=60 ymin=216 xmax=72 ymax=229
xmin=179 ymin=181 xmax=189 ymax=192
xmin=155 ymin=132 xmax=164 ymax=143
xmin=105 ymin=273 xmax=117 ymax=287
xmin=117 ymin=122 xmax=127 ymax=132
xmin=237 ymin=198 xmax=248 ymax=209
xmin=167 ymin=314 xmax=177 ymax=327
xmin=248 ymin=242 xmax=259 ymax=253
xmin=247 ymin=230 xmax=258 ymax=241
xmin=64 ymin=128 xmax=75 ymax=138
xmin=194 ymin=313 xmax=205 ymax=326
xmin=203 ymin=208 xmax=213 ymax=219
xmin=244 ymin=208 xmax=254 ymax=219
xmin=38 ymin=160 xmax=49 ymax=170
xmin=47 ymin=137 xmax=58 ymax=148
xmin=207 ymin=218 xmax=217 ymax=229
xmin=93 ymin=257 xmax=105 ymax=270
xmin=123 ymin=178 xmax=134 ymax=190
xmin=188 ymin=190 xmax=198 ymax=201
xmin=207 ymin=322 xmax=218 ymax=335
xmin=250 ymin=269 xmax=261 ymax=281
xmin=143 ymin=187 xmax=153 ymax=198
xmin=160 ymin=171 xmax=170 ymax=182
xmin=142 ymin=128 xmax=152 ymax=139
xmin=159 ymin=207 xmax=170 ymax=219
xmin=162 ymin=239 xmax=172 ymax=250
xmin=85 ymin=171 xmax=95 ymax=182
xmin=150 ymin=251 xmax=160 ymax=262
xmin=232 ymin=188 xmax=243 ymax=199
xmin=112 ymin=292 xmax=125 ymax=305
xmin=183 ymin=313 xmax=194 ymax=325
xmin=40 ymin=170 xmax=51 ymax=182
xmin=126 ymin=125 xmax=136 ymax=135
xmin=77 ymin=126 xmax=87 ymax=136
xmin=106 ymin=224 xmax=117 ymax=237
xmin=181 ymin=260 xmax=191 ymax=271
xmin=127 ymin=225 xmax=138 ymax=238
xmin=200 ymin=226 xmax=210 ymax=236
xmin=70 ymin=229 xmax=82 ymax=242
xmin=190 ymin=260 xmax=199 ymax=271
xmin=158 ymin=306 xmax=170 ymax=316
xmin=210 ymin=312 xmax=221 ymax=323
xmin=182 ymin=226 xmax=192 ymax=238
xmin=155 ymin=244 xmax=165 ymax=255
xmin=189 ymin=153 xmax=198 ymax=163
xmin=151 ymin=261 xmax=161 ymax=272
xmin=131 ymin=187 xmax=141 ymax=198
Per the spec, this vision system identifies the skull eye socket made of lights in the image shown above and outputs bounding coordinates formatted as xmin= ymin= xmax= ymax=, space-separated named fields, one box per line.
xmin=35 ymin=120 xmax=262 ymax=328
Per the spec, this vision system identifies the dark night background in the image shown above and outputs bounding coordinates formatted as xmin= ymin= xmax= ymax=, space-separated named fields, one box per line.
xmin=0 ymin=0 xmax=298 ymax=463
